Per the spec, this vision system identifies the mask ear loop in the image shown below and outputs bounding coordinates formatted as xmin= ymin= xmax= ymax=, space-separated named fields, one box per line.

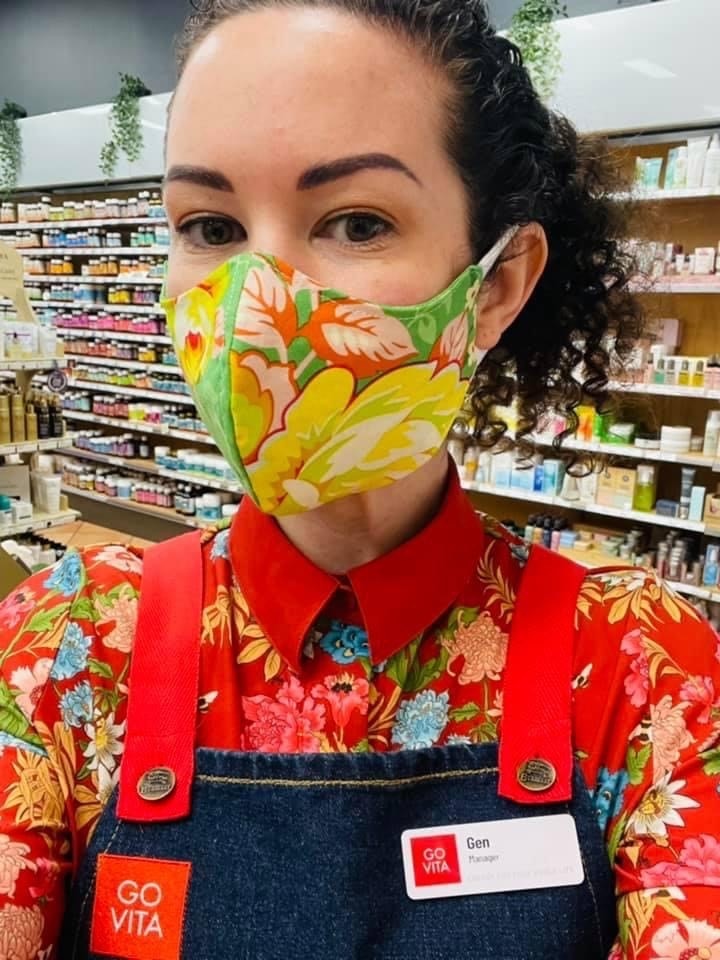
xmin=466 ymin=226 xmax=520 ymax=369
xmin=478 ymin=225 xmax=520 ymax=275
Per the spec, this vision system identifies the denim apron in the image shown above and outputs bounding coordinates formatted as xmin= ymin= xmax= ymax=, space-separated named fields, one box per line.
xmin=61 ymin=531 xmax=617 ymax=960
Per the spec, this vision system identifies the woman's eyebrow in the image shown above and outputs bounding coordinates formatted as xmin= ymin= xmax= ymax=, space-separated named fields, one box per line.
xmin=297 ymin=153 xmax=422 ymax=190
xmin=164 ymin=154 xmax=421 ymax=193
xmin=164 ymin=165 xmax=235 ymax=191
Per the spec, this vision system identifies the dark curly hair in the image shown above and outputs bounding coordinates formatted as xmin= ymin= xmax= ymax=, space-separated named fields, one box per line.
xmin=176 ymin=0 xmax=642 ymax=453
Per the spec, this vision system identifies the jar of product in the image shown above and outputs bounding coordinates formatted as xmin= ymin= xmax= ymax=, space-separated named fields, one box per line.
xmin=198 ymin=493 xmax=222 ymax=522
xmin=137 ymin=191 xmax=150 ymax=217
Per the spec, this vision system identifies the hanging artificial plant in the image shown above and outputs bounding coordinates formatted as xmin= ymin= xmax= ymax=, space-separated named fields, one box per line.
xmin=508 ymin=0 xmax=566 ymax=103
xmin=0 ymin=100 xmax=27 ymax=196
xmin=99 ymin=73 xmax=152 ymax=180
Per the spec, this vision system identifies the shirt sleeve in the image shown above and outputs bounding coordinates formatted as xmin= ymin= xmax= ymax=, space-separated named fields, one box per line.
xmin=0 ymin=544 xmax=141 ymax=959
xmin=573 ymin=569 xmax=720 ymax=960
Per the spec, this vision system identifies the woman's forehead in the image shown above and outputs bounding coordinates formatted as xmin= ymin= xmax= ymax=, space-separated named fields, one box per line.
xmin=167 ymin=6 xmax=448 ymax=180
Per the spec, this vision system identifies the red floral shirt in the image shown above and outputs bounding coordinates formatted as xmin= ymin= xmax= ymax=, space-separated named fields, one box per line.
xmin=0 ymin=471 xmax=719 ymax=959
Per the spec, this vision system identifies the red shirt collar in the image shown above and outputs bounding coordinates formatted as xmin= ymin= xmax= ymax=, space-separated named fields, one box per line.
xmin=229 ymin=463 xmax=485 ymax=671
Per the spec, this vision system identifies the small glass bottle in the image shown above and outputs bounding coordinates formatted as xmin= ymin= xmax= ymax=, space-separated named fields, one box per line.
xmin=664 ymin=358 xmax=677 ymax=387
xmin=693 ymin=359 xmax=705 ymax=389
xmin=633 ymin=464 xmax=656 ymax=512
xmin=678 ymin=359 xmax=690 ymax=387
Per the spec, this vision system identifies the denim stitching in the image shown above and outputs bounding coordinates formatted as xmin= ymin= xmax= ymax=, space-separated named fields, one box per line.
xmin=197 ymin=766 xmax=499 ymax=789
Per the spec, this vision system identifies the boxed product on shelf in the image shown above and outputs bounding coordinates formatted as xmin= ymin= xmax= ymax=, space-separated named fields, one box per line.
xmin=0 ymin=464 xmax=30 ymax=500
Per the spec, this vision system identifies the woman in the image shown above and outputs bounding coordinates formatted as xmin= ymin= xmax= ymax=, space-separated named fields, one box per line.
xmin=0 ymin=1 xmax=719 ymax=957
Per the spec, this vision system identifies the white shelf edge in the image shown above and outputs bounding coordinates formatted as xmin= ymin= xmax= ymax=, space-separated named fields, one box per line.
xmin=56 ymin=327 xmax=170 ymax=345
xmin=615 ymin=187 xmax=720 ymax=202
xmin=534 ymin=435 xmax=718 ymax=469
xmin=37 ymin=301 xmax=163 ymax=316
xmin=61 ymin=409 xmax=215 ymax=445
xmin=67 ymin=378 xmax=194 ymax=405
xmin=24 ymin=275 xmax=164 ymax=285
xmin=629 ymin=279 xmax=720 ymax=295
xmin=66 ymin=354 xmax=180 ymax=375
xmin=0 ymin=434 xmax=77 ymax=457
xmin=57 ymin=447 xmax=241 ymax=494
xmin=0 ymin=357 xmax=67 ymax=372
xmin=0 ymin=217 xmax=167 ymax=231
xmin=61 ymin=485 xmax=211 ymax=528
xmin=2 ymin=509 xmax=80 ymax=537
xmin=16 ymin=247 xmax=168 ymax=257
xmin=607 ymin=380 xmax=720 ymax=399
xmin=463 ymin=480 xmax=707 ymax=534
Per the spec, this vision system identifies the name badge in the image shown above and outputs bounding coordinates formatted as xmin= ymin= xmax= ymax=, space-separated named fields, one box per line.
xmin=401 ymin=814 xmax=584 ymax=900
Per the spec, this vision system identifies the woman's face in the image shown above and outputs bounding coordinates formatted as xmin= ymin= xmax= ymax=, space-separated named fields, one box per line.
xmin=164 ymin=6 xmax=473 ymax=305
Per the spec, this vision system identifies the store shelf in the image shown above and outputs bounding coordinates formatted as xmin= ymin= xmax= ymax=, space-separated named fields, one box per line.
xmin=25 ymin=275 xmax=163 ymax=285
xmin=616 ymin=187 xmax=720 ymax=202
xmin=607 ymin=380 xmax=720 ymax=400
xmin=19 ymin=247 xmax=168 ymax=257
xmin=67 ymin=378 xmax=194 ymax=404
xmin=538 ymin=436 xmax=719 ymax=470
xmin=3 ymin=509 xmax=81 ymax=537
xmin=61 ymin=485 xmax=213 ymax=528
xmin=629 ymin=278 xmax=720 ymax=294
xmin=556 ymin=546 xmax=720 ymax=603
xmin=37 ymin=301 xmax=163 ymax=316
xmin=62 ymin=409 xmax=215 ymax=445
xmin=0 ymin=217 xmax=167 ymax=232
xmin=463 ymin=480 xmax=707 ymax=533
xmin=0 ymin=357 xmax=67 ymax=372
xmin=0 ymin=434 xmax=77 ymax=457
xmin=58 ymin=447 xmax=242 ymax=493
xmin=56 ymin=327 xmax=170 ymax=344
xmin=66 ymin=355 xmax=180 ymax=375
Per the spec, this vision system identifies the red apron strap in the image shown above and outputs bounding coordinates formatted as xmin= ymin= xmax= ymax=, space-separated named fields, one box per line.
xmin=498 ymin=545 xmax=586 ymax=805
xmin=118 ymin=530 xmax=204 ymax=822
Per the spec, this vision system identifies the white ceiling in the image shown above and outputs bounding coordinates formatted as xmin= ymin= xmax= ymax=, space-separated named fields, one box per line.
xmin=551 ymin=0 xmax=719 ymax=134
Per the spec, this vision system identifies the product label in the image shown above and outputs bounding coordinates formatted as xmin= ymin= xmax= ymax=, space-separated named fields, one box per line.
xmin=401 ymin=814 xmax=584 ymax=901
xmin=90 ymin=853 xmax=191 ymax=960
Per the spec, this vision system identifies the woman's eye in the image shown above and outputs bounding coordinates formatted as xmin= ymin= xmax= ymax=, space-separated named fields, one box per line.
xmin=320 ymin=213 xmax=393 ymax=246
xmin=177 ymin=217 xmax=245 ymax=247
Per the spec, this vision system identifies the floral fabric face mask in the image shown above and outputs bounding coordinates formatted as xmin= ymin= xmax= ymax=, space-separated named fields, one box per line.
xmin=161 ymin=229 xmax=515 ymax=516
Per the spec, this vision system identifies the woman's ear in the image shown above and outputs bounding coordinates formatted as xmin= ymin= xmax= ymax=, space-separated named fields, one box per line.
xmin=475 ymin=223 xmax=548 ymax=349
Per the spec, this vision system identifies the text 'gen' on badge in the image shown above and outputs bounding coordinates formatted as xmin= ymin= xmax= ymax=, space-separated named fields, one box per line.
xmin=137 ymin=767 xmax=177 ymax=802
xmin=516 ymin=759 xmax=557 ymax=793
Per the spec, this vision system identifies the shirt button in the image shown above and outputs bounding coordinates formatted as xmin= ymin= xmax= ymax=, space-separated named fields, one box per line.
xmin=516 ymin=759 xmax=557 ymax=793
xmin=137 ymin=767 xmax=177 ymax=801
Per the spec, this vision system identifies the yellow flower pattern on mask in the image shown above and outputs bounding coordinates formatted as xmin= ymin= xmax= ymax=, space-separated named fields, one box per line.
xmin=249 ymin=363 xmax=467 ymax=514
xmin=166 ymin=266 xmax=231 ymax=385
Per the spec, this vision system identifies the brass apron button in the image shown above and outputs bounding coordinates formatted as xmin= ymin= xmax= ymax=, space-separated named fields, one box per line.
xmin=137 ymin=767 xmax=177 ymax=801
xmin=516 ymin=758 xmax=557 ymax=792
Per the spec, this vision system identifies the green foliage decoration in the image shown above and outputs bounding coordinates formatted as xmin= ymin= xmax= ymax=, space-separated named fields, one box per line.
xmin=508 ymin=0 xmax=566 ymax=103
xmin=100 ymin=74 xmax=151 ymax=180
xmin=0 ymin=100 xmax=27 ymax=196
